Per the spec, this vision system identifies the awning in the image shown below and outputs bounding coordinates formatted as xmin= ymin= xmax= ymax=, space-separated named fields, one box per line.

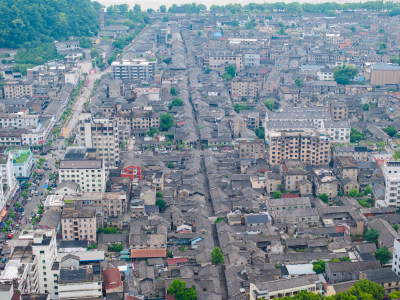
xmin=0 ymin=209 xmax=7 ymax=222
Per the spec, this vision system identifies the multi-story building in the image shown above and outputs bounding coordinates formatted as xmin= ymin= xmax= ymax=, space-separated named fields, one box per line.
xmin=0 ymin=112 xmax=39 ymax=129
xmin=382 ymin=161 xmax=400 ymax=208
xmin=250 ymin=275 xmax=323 ymax=300
xmin=239 ymin=139 xmax=266 ymax=159
xmin=392 ymin=238 xmax=400 ymax=275
xmin=0 ymin=129 xmax=24 ymax=147
xmin=205 ymin=51 xmax=243 ymax=72
xmin=324 ymin=33 xmax=341 ymax=45
xmin=111 ymin=59 xmax=156 ymax=81
xmin=31 ymin=230 xmax=58 ymax=299
xmin=0 ymin=153 xmax=18 ymax=211
xmin=244 ymin=53 xmax=260 ymax=67
xmin=78 ymin=113 xmax=120 ymax=167
xmin=5 ymin=149 xmax=35 ymax=179
xmin=330 ymin=101 xmax=349 ymax=120
xmin=58 ymin=266 xmax=102 ymax=299
xmin=116 ymin=110 xmax=160 ymax=136
xmin=334 ymin=156 xmax=358 ymax=181
xmin=272 ymin=208 xmax=319 ymax=226
xmin=231 ymin=77 xmax=263 ymax=99
xmin=333 ymin=146 xmax=368 ymax=162
xmin=313 ymin=168 xmax=338 ymax=198
xmin=61 ymin=207 xmax=96 ymax=242
xmin=281 ymin=160 xmax=308 ymax=192
xmin=268 ymin=131 xmax=330 ymax=166
xmin=58 ymin=147 xmax=107 ymax=193
xmin=317 ymin=67 xmax=335 ymax=81
xmin=2 ymin=80 xmax=33 ymax=99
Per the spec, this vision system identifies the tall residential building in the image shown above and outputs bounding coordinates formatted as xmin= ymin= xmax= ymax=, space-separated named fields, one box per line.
xmin=31 ymin=230 xmax=58 ymax=299
xmin=330 ymin=101 xmax=349 ymax=120
xmin=239 ymin=139 xmax=266 ymax=160
xmin=393 ymin=239 xmax=400 ymax=275
xmin=268 ymin=131 xmax=330 ymax=166
xmin=61 ymin=207 xmax=96 ymax=242
xmin=0 ymin=153 xmax=17 ymax=211
xmin=2 ymin=80 xmax=33 ymax=99
xmin=58 ymin=147 xmax=107 ymax=192
xmin=78 ymin=113 xmax=120 ymax=166
xmin=382 ymin=161 xmax=400 ymax=208
xmin=111 ymin=59 xmax=156 ymax=81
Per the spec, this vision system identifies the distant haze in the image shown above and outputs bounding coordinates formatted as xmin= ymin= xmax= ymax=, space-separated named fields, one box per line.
xmin=96 ymin=0 xmax=357 ymax=11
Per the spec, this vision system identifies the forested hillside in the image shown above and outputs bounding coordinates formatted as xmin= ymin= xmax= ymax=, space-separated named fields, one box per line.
xmin=0 ymin=0 xmax=100 ymax=48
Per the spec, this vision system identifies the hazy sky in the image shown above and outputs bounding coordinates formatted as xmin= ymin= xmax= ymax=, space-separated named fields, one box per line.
xmin=97 ymin=0 xmax=356 ymax=11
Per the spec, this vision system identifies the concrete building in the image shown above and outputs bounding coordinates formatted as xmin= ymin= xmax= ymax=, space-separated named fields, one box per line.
xmin=78 ymin=113 xmax=120 ymax=167
xmin=31 ymin=230 xmax=58 ymax=299
xmin=6 ymin=149 xmax=34 ymax=179
xmin=371 ymin=63 xmax=400 ymax=86
xmin=273 ymin=208 xmax=319 ymax=227
xmin=61 ymin=207 xmax=96 ymax=242
xmin=244 ymin=53 xmax=260 ymax=67
xmin=205 ymin=51 xmax=244 ymax=72
xmin=239 ymin=139 xmax=265 ymax=159
xmin=0 ymin=112 xmax=39 ymax=129
xmin=0 ymin=153 xmax=18 ymax=212
xmin=231 ymin=77 xmax=263 ymax=99
xmin=268 ymin=131 xmax=330 ymax=166
xmin=58 ymin=148 xmax=106 ymax=193
xmin=335 ymin=156 xmax=358 ymax=181
xmin=58 ymin=266 xmax=102 ymax=299
xmin=281 ymin=160 xmax=308 ymax=192
xmin=330 ymin=101 xmax=348 ymax=120
xmin=2 ymin=81 xmax=33 ymax=99
xmin=250 ymin=275 xmax=323 ymax=300
xmin=111 ymin=59 xmax=156 ymax=81
xmin=313 ymin=168 xmax=338 ymax=198
xmin=392 ymin=238 xmax=400 ymax=275
xmin=382 ymin=161 xmax=400 ymax=208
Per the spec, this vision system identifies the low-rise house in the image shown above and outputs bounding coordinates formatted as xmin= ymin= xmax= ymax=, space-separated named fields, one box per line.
xmin=281 ymin=160 xmax=308 ymax=192
xmin=58 ymin=266 xmax=102 ymax=299
xmin=267 ymin=197 xmax=311 ymax=211
xmin=369 ymin=218 xmax=400 ymax=252
xmin=360 ymin=268 xmax=400 ymax=295
xmin=272 ymin=208 xmax=319 ymax=227
xmin=245 ymin=214 xmax=269 ymax=227
xmin=249 ymin=275 xmax=323 ymax=300
xmin=319 ymin=206 xmax=366 ymax=236
xmin=334 ymin=156 xmax=358 ymax=181
xmin=324 ymin=261 xmax=380 ymax=284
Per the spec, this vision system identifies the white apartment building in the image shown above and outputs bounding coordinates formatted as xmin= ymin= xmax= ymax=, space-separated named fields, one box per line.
xmin=32 ymin=230 xmax=58 ymax=299
xmin=0 ymin=112 xmax=39 ymax=129
xmin=393 ymin=238 xmax=400 ymax=275
xmin=59 ymin=160 xmax=106 ymax=193
xmin=383 ymin=161 xmax=400 ymax=208
xmin=0 ymin=153 xmax=18 ymax=211
xmin=78 ymin=113 xmax=120 ymax=167
xmin=111 ymin=59 xmax=155 ymax=81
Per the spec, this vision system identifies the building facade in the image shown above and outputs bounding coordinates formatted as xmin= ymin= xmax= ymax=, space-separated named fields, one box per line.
xmin=382 ymin=161 xmax=400 ymax=208
xmin=111 ymin=59 xmax=156 ymax=81
xmin=61 ymin=208 xmax=97 ymax=242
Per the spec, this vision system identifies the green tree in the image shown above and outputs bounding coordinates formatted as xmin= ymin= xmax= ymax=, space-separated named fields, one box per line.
xmin=163 ymin=16 xmax=169 ymax=22
xmin=160 ymin=113 xmax=175 ymax=131
xmin=90 ymin=48 xmax=99 ymax=58
xmin=340 ymin=256 xmax=351 ymax=261
xmin=348 ymin=279 xmax=385 ymax=300
xmin=363 ymin=103 xmax=370 ymax=111
xmin=394 ymin=150 xmax=400 ymax=160
xmin=156 ymin=198 xmax=166 ymax=211
xmin=394 ymin=224 xmax=399 ymax=231
xmin=104 ymin=227 xmax=117 ymax=234
xmin=350 ymin=25 xmax=356 ymax=32
xmin=225 ymin=64 xmax=236 ymax=78
xmin=350 ymin=127 xmax=367 ymax=143
xmin=318 ymin=193 xmax=329 ymax=203
xmin=273 ymin=191 xmax=282 ymax=199
xmin=264 ymin=99 xmax=275 ymax=111
xmin=167 ymin=162 xmax=175 ymax=169
xmin=384 ymin=126 xmax=397 ymax=137
xmin=375 ymin=247 xmax=392 ymax=265
xmin=255 ymin=127 xmax=265 ymax=139
xmin=169 ymin=98 xmax=184 ymax=109
xmin=333 ymin=65 xmax=358 ymax=85
xmin=364 ymin=185 xmax=373 ymax=195
xmin=133 ymin=4 xmax=141 ymax=12
xmin=168 ymin=279 xmax=197 ymax=300
xmin=347 ymin=188 xmax=359 ymax=197
xmin=295 ymin=78 xmax=302 ymax=88
xmin=160 ymin=5 xmax=167 ymax=12
xmin=389 ymin=290 xmax=400 ymax=299
xmin=170 ymin=87 xmax=177 ymax=95
xmin=211 ymin=246 xmax=224 ymax=265
xmin=156 ymin=192 xmax=163 ymax=198
xmin=312 ymin=260 xmax=326 ymax=274
xmin=109 ymin=243 xmax=123 ymax=252
xmin=365 ymin=228 xmax=379 ymax=243
xmin=147 ymin=127 xmax=159 ymax=137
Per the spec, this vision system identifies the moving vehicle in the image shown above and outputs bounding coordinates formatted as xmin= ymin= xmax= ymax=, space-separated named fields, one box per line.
xmin=6 ymin=234 xmax=12 ymax=239
xmin=5 ymin=249 xmax=11 ymax=254
xmin=2 ymin=258 xmax=7 ymax=263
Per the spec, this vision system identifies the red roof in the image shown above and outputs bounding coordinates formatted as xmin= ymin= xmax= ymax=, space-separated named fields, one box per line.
xmin=282 ymin=193 xmax=299 ymax=198
xmin=103 ymin=267 xmax=123 ymax=291
xmin=131 ymin=249 xmax=166 ymax=258
xmin=126 ymin=296 xmax=140 ymax=300
xmin=167 ymin=257 xmax=188 ymax=266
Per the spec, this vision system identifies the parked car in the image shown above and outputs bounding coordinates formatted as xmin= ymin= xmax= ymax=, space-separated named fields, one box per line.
xmin=1 ymin=263 xmax=5 ymax=270
xmin=5 ymin=249 xmax=11 ymax=255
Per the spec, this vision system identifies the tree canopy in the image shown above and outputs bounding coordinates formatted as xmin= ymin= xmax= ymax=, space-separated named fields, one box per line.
xmin=365 ymin=228 xmax=379 ymax=243
xmin=211 ymin=246 xmax=224 ymax=265
xmin=375 ymin=247 xmax=392 ymax=265
xmin=333 ymin=65 xmax=358 ymax=85
xmin=160 ymin=113 xmax=175 ymax=131
xmin=350 ymin=128 xmax=367 ymax=143
xmin=167 ymin=279 xmax=197 ymax=300
xmin=0 ymin=0 xmax=99 ymax=48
